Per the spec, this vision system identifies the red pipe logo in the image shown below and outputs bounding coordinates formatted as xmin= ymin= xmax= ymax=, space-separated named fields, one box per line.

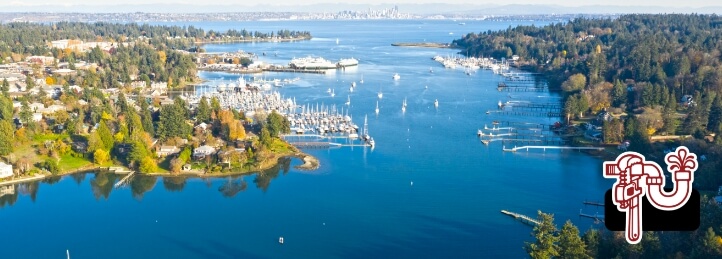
xmin=603 ymin=146 xmax=697 ymax=244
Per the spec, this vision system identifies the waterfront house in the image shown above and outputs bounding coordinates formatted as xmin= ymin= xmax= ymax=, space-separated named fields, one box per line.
xmin=182 ymin=164 xmax=192 ymax=171
xmin=0 ymin=162 xmax=13 ymax=179
xmin=193 ymin=145 xmax=217 ymax=159
xmin=72 ymin=141 xmax=88 ymax=153
xmin=156 ymin=146 xmax=180 ymax=157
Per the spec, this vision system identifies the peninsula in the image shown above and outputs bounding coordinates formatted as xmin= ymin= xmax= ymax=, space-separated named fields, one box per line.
xmin=0 ymin=22 xmax=318 ymax=186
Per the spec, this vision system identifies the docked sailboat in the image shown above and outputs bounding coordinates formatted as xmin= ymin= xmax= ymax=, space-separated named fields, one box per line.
xmin=351 ymin=82 xmax=356 ymax=88
xmin=393 ymin=73 xmax=400 ymax=80
xmin=434 ymin=99 xmax=439 ymax=108
xmin=330 ymin=88 xmax=335 ymax=97
xmin=349 ymin=86 xmax=354 ymax=92
xmin=345 ymin=95 xmax=351 ymax=106
xmin=402 ymin=97 xmax=407 ymax=112
xmin=378 ymin=89 xmax=383 ymax=99
xmin=375 ymin=101 xmax=379 ymax=114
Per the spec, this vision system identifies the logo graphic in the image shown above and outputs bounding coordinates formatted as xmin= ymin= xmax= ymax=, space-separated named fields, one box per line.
xmin=603 ymin=146 xmax=697 ymax=244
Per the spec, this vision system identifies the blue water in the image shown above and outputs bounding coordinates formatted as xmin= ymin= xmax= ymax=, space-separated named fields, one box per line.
xmin=1 ymin=20 xmax=613 ymax=258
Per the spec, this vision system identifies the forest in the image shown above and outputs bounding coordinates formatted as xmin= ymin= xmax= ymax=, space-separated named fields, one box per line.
xmin=454 ymin=14 xmax=722 ymax=258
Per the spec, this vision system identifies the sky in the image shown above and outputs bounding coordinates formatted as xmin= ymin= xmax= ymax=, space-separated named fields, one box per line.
xmin=1 ymin=0 xmax=718 ymax=7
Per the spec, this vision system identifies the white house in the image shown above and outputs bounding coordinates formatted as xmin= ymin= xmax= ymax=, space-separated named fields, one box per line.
xmin=156 ymin=146 xmax=180 ymax=157
xmin=193 ymin=145 xmax=217 ymax=159
xmin=0 ymin=162 xmax=13 ymax=179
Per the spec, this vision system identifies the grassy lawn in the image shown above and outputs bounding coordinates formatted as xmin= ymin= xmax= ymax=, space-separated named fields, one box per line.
xmin=32 ymin=133 xmax=69 ymax=143
xmin=270 ymin=139 xmax=294 ymax=154
xmin=58 ymin=154 xmax=93 ymax=171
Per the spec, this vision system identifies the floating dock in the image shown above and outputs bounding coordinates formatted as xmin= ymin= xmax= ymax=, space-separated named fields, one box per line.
xmin=501 ymin=210 xmax=540 ymax=226
xmin=503 ymin=145 xmax=605 ymax=152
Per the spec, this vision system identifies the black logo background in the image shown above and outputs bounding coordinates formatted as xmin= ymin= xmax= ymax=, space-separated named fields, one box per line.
xmin=605 ymin=188 xmax=700 ymax=231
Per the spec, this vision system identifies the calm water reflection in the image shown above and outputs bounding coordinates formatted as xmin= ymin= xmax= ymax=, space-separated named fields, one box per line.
xmin=0 ymin=157 xmax=295 ymax=207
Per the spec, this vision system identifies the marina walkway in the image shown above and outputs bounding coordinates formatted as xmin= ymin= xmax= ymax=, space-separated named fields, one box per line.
xmin=503 ymin=145 xmax=605 ymax=152
xmin=501 ymin=210 xmax=540 ymax=225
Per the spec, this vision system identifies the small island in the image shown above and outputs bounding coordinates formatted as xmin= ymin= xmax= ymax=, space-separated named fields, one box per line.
xmin=391 ymin=42 xmax=457 ymax=48
xmin=0 ymin=22 xmax=318 ymax=186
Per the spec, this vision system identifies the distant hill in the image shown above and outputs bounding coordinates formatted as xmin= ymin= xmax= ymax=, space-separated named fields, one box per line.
xmin=0 ymin=3 xmax=720 ymax=14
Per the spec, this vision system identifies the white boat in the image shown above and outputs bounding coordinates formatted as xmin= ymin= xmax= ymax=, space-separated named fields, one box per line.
xmin=336 ymin=38 xmax=339 ymax=44
xmin=349 ymin=86 xmax=354 ymax=92
xmin=378 ymin=90 xmax=383 ymax=99
xmin=360 ymin=75 xmax=364 ymax=84
xmin=351 ymin=82 xmax=356 ymax=88
xmin=368 ymin=138 xmax=375 ymax=147
xmin=338 ymin=58 xmax=359 ymax=67
xmin=393 ymin=73 xmax=400 ymax=80
xmin=279 ymin=237 xmax=284 ymax=244
xmin=403 ymin=97 xmax=407 ymax=108
xmin=345 ymin=95 xmax=351 ymax=106
xmin=375 ymin=101 xmax=379 ymax=114
xmin=425 ymin=85 xmax=428 ymax=89
xmin=434 ymin=99 xmax=439 ymax=108
xmin=289 ymin=56 xmax=337 ymax=69
xmin=327 ymin=88 xmax=332 ymax=93
xmin=402 ymin=98 xmax=407 ymax=112
xmin=331 ymin=89 xmax=335 ymax=97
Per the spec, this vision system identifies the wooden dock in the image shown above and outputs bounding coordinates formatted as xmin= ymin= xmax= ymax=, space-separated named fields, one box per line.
xmin=503 ymin=145 xmax=605 ymax=152
xmin=501 ymin=210 xmax=540 ymax=226
xmin=498 ymin=87 xmax=549 ymax=92
xmin=487 ymin=110 xmax=562 ymax=117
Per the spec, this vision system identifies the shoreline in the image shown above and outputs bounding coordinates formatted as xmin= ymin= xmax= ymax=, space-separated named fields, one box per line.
xmin=195 ymin=36 xmax=312 ymax=45
xmin=1 ymin=151 xmax=319 ymax=186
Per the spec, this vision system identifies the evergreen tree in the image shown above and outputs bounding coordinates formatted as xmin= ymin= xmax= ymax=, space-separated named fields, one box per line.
xmin=196 ymin=96 xmax=211 ymax=123
xmin=139 ymin=97 xmax=155 ymax=137
xmin=582 ymin=229 xmax=600 ymax=258
xmin=662 ymin=102 xmax=679 ymax=135
xmin=116 ymin=92 xmax=129 ymax=115
xmin=26 ymin=75 xmax=35 ymax=90
xmin=19 ymin=100 xmax=33 ymax=124
xmin=707 ymin=95 xmax=722 ymax=132
xmin=157 ymin=100 xmax=190 ymax=140
xmin=612 ymin=79 xmax=627 ymax=107
xmin=0 ymin=120 xmax=14 ymax=156
xmin=266 ymin=111 xmax=290 ymax=138
xmin=0 ymin=95 xmax=13 ymax=121
xmin=558 ymin=220 xmax=590 ymax=259
xmin=1 ymin=78 xmax=9 ymax=94
xmin=525 ymin=211 xmax=559 ymax=259
xmin=260 ymin=127 xmax=272 ymax=148
xmin=97 ymin=120 xmax=114 ymax=151
xmin=210 ymin=97 xmax=221 ymax=114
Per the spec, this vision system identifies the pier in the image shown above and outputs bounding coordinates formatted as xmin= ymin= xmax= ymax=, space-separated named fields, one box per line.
xmin=487 ymin=110 xmax=562 ymax=117
xmin=497 ymin=87 xmax=549 ymax=92
xmin=579 ymin=209 xmax=605 ymax=223
xmin=501 ymin=210 xmax=540 ymax=226
xmin=503 ymin=145 xmax=605 ymax=152
xmin=263 ymin=67 xmax=327 ymax=74
xmin=583 ymin=201 xmax=604 ymax=207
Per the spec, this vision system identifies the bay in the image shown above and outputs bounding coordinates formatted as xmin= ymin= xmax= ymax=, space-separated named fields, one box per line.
xmin=1 ymin=20 xmax=613 ymax=258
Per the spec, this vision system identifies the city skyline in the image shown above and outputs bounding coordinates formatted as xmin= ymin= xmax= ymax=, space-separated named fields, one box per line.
xmin=1 ymin=0 xmax=718 ymax=7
